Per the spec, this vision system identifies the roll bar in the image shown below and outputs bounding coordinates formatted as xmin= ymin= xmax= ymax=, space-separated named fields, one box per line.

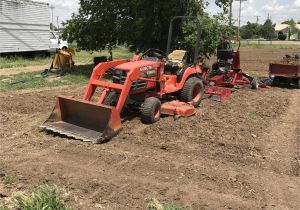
xmin=166 ymin=16 xmax=202 ymax=65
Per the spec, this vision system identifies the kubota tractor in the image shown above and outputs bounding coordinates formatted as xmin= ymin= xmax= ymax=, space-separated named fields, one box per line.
xmin=41 ymin=16 xmax=205 ymax=143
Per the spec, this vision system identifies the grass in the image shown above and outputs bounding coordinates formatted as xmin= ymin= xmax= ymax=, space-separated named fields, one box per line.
xmin=0 ymin=64 xmax=93 ymax=92
xmin=14 ymin=185 xmax=70 ymax=210
xmin=0 ymin=56 xmax=51 ymax=69
xmin=148 ymin=199 xmax=185 ymax=210
xmin=0 ymin=46 xmax=133 ymax=69
xmin=3 ymin=174 xmax=17 ymax=185
xmin=0 ymin=204 xmax=9 ymax=210
xmin=247 ymin=111 xmax=257 ymax=118
xmin=235 ymin=43 xmax=300 ymax=49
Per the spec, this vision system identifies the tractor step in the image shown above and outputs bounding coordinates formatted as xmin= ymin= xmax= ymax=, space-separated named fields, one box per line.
xmin=161 ymin=100 xmax=195 ymax=117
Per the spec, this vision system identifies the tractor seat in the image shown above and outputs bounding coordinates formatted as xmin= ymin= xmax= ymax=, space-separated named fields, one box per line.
xmin=165 ymin=50 xmax=187 ymax=73
xmin=168 ymin=50 xmax=187 ymax=61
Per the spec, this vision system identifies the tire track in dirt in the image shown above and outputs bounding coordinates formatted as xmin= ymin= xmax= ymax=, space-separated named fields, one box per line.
xmin=0 ymin=85 xmax=295 ymax=209
xmin=257 ymin=90 xmax=300 ymax=209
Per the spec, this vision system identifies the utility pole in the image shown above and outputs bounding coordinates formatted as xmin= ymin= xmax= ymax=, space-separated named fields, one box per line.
xmin=229 ymin=0 xmax=233 ymax=26
xmin=254 ymin=15 xmax=260 ymax=24
xmin=267 ymin=13 xmax=270 ymax=20
xmin=234 ymin=0 xmax=247 ymax=48
xmin=50 ymin=5 xmax=55 ymax=30
xmin=56 ymin=16 xmax=60 ymax=32
xmin=236 ymin=0 xmax=247 ymax=39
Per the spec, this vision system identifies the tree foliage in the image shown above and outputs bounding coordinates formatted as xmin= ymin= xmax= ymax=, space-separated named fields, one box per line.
xmin=260 ymin=19 xmax=275 ymax=39
xmin=62 ymin=0 xmax=235 ymax=56
xmin=215 ymin=0 xmax=232 ymax=13
xmin=240 ymin=19 xmax=276 ymax=39
xmin=176 ymin=13 xmax=235 ymax=58
xmin=240 ymin=22 xmax=260 ymax=39
xmin=281 ymin=18 xmax=299 ymax=40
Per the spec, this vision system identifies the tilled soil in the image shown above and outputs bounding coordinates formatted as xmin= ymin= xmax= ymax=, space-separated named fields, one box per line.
xmin=0 ymin=48 xmax=299 ymax=209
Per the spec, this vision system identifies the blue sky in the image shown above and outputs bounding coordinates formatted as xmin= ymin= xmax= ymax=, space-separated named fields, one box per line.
xmin=41 ymin=0 xmax=300 ymax=26
xmin=207 ymin=0 xmax=300 ymax=25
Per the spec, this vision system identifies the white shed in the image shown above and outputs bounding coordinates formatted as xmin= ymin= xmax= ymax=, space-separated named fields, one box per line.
xmin=0 ymin=0 xmax=50 ymax=54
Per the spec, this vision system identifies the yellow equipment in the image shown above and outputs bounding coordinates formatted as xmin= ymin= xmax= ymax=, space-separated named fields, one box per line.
xmin=42 ymin=47 xmax=75 ymax=77
xmin=51 ymin=48 xmax=75 ymax=69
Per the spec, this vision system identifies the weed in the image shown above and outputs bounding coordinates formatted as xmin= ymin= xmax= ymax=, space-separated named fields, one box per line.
xmin=14 ymin=185 xmax=70 ymax=210
xmin=148 ymin=198 xmax=185 ymax=210
xmin=248 ymin=111 xmax=257 ymax=118
xmin=0 ymin=203 xmax=9 ymax=210
xmin=3 ymin=175 xmax=17 ymax=185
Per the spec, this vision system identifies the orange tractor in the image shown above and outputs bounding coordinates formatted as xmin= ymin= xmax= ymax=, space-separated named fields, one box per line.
xmin=41 ymin=16 xmax=206 ymax=143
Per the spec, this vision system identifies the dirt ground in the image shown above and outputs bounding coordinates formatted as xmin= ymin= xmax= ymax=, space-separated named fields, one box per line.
xmin=0 ymin=48 xmax=299 ymax=209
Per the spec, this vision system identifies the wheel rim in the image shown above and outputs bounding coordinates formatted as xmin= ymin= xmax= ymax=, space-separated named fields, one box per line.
xmin=192 ymin=85 xmax=201 ymax=103
xmin=154 ymin=105 xmax=161 ymax=119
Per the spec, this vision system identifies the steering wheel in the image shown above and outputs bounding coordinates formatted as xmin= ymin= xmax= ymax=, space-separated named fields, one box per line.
xmin=141 ymin=48 xmax=167 ymax=60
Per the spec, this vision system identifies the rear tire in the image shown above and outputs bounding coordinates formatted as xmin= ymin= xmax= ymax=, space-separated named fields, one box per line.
xmin=140 ymin=97 xmax=161 ymax=124
xmin=179 ymin=77 xmax=204 ymax=107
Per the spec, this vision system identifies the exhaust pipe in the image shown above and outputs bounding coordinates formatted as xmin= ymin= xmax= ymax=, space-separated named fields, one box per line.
xmin=40 ymin=96 xmax=122 ymax=143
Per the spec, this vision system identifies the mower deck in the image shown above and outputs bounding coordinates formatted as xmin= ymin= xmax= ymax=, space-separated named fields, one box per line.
xmin=161 ymin=100 xmax=195 ymax=117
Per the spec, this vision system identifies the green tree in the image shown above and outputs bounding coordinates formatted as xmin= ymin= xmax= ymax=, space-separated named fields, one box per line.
xmin=240 ymin=21 xmax=261 ymax=39
xmin=176 ymin=13 xmax=235 ymax=58
xmin=281 ymin=19 xmax=299 ymax=40
xmin=62 ymin=0 xmax=234 ymax=56
xmin=260 ymin=19 xmax=275 ymax=39
xmin=215 ymin=0 xmax=232 ymax=13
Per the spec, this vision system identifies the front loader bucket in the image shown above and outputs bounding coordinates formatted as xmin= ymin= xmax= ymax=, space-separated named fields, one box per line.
xmin=40 ymin=96 xmax=122 ymax=143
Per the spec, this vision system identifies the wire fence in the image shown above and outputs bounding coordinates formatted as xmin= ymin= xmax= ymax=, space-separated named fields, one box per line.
xmin=241 ymin=40 xmax=300 ymax=45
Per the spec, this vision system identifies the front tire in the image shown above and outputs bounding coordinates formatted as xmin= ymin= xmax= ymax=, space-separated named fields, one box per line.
xmin=179 ymin=77 xmax=204 ymax=107
xmin=140 ymin=97 xmax=161 ymax=124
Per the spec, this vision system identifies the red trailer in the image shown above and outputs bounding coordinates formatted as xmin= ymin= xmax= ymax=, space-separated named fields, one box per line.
xmin=269 ymin=63 xmax=300 ymax=88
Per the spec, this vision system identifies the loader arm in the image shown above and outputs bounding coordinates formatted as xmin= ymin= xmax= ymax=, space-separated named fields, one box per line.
xmin=83 ymin=59 xmax=129 ymax=101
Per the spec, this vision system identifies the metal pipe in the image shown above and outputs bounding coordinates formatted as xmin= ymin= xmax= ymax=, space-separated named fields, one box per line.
xmin=166 ymin=16 xmax=202 ymax=65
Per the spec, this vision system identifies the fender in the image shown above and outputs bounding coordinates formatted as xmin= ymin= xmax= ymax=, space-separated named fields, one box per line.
xmin=176 ymin=65 xmax=203 ymax=88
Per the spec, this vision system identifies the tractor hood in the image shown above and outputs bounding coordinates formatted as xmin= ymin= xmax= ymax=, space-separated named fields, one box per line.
xmin=116 ymin=60 xmax=160 ymax=71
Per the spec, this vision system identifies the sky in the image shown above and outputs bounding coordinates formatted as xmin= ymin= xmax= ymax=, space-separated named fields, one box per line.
xmin=206 ymin=0 xmax=300 ymax=25
xmin=40 ymin=0 xmax=300 ymax=26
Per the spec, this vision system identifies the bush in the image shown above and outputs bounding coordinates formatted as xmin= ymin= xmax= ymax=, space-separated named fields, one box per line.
xmin=15 ymin=185 xmax=70 ymax=210
xmin=278 ymin=33 xmax=287 ymax=40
